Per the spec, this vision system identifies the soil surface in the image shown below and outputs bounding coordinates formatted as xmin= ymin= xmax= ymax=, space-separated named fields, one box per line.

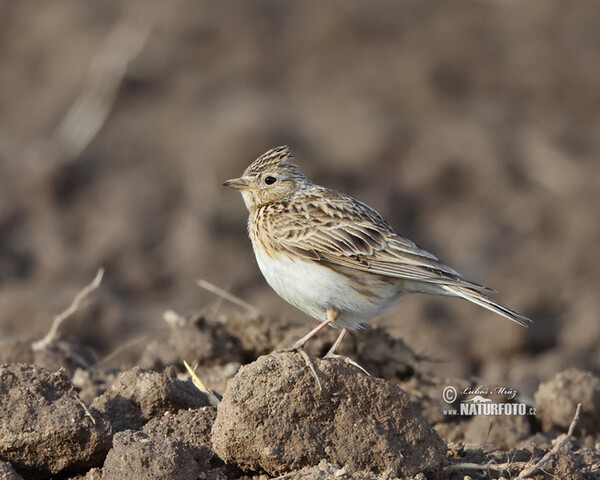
xmin=1 ymin=315 xmax=599 ymax=479
xmin=1 ymin=1 xmax=599 ymax=479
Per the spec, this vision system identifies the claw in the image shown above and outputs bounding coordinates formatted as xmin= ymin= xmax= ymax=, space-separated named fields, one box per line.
xmin=272 ymin=347 xmax=322 ymax=391
xmin=324 ymin=352 xmax=370 ymax=376
xmin=298 ymin=349 xmax=322 ymax=391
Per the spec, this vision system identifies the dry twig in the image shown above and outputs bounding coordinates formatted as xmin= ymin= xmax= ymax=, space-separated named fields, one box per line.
xmin=444 ymin=460 xmax=512 ymax=474
xmin=76 ymin=397 xmax=97 ymax=425
xmin=197 ymin=279 xmax=260 ymax=316
xmin=94 ymin=333 xmax=150 ymax=368
xmin=32 ymin=268 xmax=104 ymax=351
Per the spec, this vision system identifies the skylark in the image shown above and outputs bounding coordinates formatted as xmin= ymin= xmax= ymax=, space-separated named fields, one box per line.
xmin=224 ymin=146 xmax=532 ymax=357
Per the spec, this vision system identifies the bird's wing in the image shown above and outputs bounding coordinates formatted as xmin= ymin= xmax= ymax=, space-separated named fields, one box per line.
xmin=268 ymin=190 xmax=492 ymax=291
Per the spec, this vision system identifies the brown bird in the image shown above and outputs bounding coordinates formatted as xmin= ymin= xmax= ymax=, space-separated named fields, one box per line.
xmin=224 ymin=146 xmax=532 ymax=358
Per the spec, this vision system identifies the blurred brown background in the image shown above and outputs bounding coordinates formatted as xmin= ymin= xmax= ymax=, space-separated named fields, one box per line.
xmin=0 ymin=0 xmax=598 ymax=396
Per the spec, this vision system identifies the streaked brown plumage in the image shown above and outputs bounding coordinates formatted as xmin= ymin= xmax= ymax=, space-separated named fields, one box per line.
xmin=224 ymin=146 xmax=532 ymax=355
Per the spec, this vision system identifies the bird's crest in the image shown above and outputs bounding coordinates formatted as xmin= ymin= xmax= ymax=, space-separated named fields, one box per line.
xmin=244 ymin=146 xmax=295 ymax=176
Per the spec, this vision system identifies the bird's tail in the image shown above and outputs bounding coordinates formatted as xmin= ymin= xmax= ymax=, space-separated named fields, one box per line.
xmin=442 ymin=285 xmax=533 ymax=327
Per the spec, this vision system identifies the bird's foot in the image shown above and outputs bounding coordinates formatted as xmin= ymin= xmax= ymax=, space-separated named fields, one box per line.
xmin=323 ymin=351 xmax=370 ymax=376
xmin=298 ymin=349 xmax=322 ymax=391
xmin=271 ymin=346 xmax=322 ymax=391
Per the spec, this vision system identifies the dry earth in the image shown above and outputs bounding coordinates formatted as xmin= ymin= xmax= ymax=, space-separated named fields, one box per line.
xmin=1 ymin=313 xmax=600 ymax=479
xmin=1 ymin=0 xmax=599 ymax=479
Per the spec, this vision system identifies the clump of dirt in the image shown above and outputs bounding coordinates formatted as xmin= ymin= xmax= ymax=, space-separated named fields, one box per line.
xmin=1 ymin=0 xmax=600 ymax=478
xmin=0 ymin=338 xmax=96 ymax=377
xmin=463 ymin=413 xmax=531 ymax=450
xmin=535 ymin=368 xmax=600 ymax=436
xmin=0 ymin=256 xmax=598 ymax=480
xmin=142 ymin=407 xmax=217 ymax=470
xmin=216 ymin=311 xmax=310 ymax=358
xmin=1 ymin=343 xmax=600 ymax=479
xmin=91 ymin=366 xmax=211 ymax=432
xmin=211 ymin=352 xmax=446 ymax=479
xmin=218 ymin=312 xmax=421 ymax=380
xmin=71 ymin=365 xmax=120 ymax=405
xmin=31 ymin=339 xmax=98 ymax=376
xmin=139 ymin=313 xmax=242 ymax=371
xmin=100 ymin=431 xmax=202 ymax=480
xmin=548 ymin=448 xmax=597 ymax=480
xmin=0 ymin=363 xmax=112 ymax=479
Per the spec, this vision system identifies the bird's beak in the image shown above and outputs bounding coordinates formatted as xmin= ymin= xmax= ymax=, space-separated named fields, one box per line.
xmin=223 ymin=177 xmax=251 ymax=190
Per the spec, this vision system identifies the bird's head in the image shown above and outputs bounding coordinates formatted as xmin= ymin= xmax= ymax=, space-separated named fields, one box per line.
xmin=223 ymin=146 xmax=309 ymax=211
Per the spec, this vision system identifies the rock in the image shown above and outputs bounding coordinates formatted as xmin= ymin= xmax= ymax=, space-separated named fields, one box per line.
xmin=211 ymin=353 xmax=445 ymax=478
xmin=91 ymin=367 xmax=210 ymax=432
xmin=534 ymin=369 xmax=600 ymax=435
xmin=142 ymin=407 xmax=217 ymax=469
xmin=101 ymin=431 xmax=201 ymax=480
xmin=0 ymin=363 xmax=112 ymax=478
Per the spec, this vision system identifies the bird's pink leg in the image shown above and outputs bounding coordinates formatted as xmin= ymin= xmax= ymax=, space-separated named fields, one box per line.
xmin=284 ymin=309 xmax=339 ymax=350
xmin=324 ymin=325 xmax=370 ymax=376
xmin=325 ymin=328 xmax=348 ymax=357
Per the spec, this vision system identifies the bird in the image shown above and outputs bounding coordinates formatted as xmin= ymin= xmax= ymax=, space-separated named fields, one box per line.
xmin=224 ymin=146 xmax=532 ymax=359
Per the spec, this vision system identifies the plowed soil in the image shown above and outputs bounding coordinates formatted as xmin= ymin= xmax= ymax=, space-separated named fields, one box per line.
xmin=1 ymin=1 xmax=599 ymax=479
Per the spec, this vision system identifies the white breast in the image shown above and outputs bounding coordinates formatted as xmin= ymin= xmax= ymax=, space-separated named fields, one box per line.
xmin=253 ymin=248 xmax=401 ymax=330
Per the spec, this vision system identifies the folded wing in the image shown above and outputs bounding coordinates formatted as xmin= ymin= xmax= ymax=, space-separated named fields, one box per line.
xmin=268 ymin=189 xmax=492 ymax=291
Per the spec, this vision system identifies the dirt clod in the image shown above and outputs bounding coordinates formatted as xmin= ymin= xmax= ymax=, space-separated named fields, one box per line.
xmin=91 ymin=367 xmax=210 ymax=432
xmin=534 ymin=443 xmax=600 ymax=480
xmin=100 ymin=431 xmax=201 ymax=480
xmin=534 ymin=369 xmax=600 ymax=435
xmin=139 ymin=315 xmax=241 ymax=372
xmin=211 ymin=353 xmax=446 ymax=478
xmin=142 ymin=407 xmax=217 ymax=469
xmin=31 ymin=339 xmax=97 ymax=376
xmin=0 ymin=363 xmax=112 ymax=479
xmin=463 ymin=414 xmax=531 ymax=450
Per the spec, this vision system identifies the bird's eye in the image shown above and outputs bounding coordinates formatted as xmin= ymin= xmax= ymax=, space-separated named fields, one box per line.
xmin=264 ymin=176 xmax=277 ymax=185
